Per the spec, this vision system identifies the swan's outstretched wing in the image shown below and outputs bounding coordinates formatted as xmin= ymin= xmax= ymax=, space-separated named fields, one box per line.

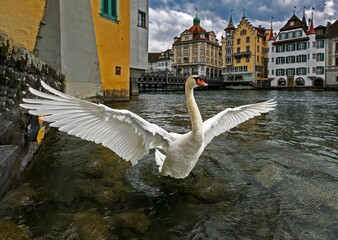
xmin=203 ymin=98 xmax=277 ymax=146
xmin=20 ymin=81 xmax=174 ymax=165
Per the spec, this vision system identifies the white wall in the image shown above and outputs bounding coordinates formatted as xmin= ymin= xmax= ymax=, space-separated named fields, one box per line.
xmin=130 ymin=0 xmax=149 ymax=71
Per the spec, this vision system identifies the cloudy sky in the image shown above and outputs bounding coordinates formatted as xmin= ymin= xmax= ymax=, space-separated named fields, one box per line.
xmin=148 ymin=0 xmax=337 ymax=52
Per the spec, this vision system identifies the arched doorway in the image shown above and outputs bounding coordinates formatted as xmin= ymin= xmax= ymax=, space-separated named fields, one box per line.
xmin=278 ymin=78 xmax=286 ymax=86
xmin=314 ymin=78 xmax=324 ymax=87
xmin=295 ymin=77 xmax=305 ymax=86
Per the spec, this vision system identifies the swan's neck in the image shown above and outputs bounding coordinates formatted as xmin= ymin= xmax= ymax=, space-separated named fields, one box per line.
xmin=185 ymin=87 xmax=203 ymax=133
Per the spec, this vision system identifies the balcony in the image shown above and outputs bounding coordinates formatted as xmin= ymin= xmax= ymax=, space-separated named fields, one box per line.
xmin=233 ymin=51 xmax=251 ymax=57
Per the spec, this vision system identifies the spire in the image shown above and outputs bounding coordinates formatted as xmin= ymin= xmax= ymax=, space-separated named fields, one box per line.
xmin=193 ymin=14 xmax=200 ymax=26
xmin=193 ymin=8 xmax=200 ymax=26
xmin=308 ymin=7 xmax=315 ymax=34
xmin=225 ymin=10 xmax=235 ymax=30
xmin=293 ymin=5 xmax=296 ymax=15
xmin=268 ymin=17 xmax=275 ymax=41
xmin=302 ymin=6 xmax=308 ymax=27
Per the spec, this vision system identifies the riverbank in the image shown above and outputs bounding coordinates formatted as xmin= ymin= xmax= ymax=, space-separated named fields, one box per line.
xmin=0 ymin=32 xmax=65 ymax=197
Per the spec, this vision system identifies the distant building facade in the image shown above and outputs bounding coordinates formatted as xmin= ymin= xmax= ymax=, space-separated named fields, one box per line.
xmin=172 ymin=15 xmax=222 ymax=80
xmin=221 ymin=15 xmax=269 ymax=86
xmin=325 ymin=20 xmax=338 ymax=88
xmin=268 ymin=12 xmax=325 ymax=87
xmin=148 ymin=52 xmax=161 ymax=71
xmin=157 ymin=49 xmax=174 ymax=72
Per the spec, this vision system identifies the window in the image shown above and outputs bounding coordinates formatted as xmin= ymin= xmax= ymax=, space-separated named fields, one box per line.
xmin=101 ymin=0 xmax=118 ymax=21
xmin=272 ymin=70 xmax=274 ymax=75
xmin=237 ymin=38 xmax=241 ymax=44
xmin=296 ymin=67 xmax=307 ymax=75
xmin=290 ymin=21 xmax=295 ymax=26
xmin=287 ymin=68 xmax=295 ymax=76
xmin=296 ymin=55 xmax=307 ymax=63
xmin=335 ymin=42 xmax=338 ymax=53
xmin=276 ymin=45 xmax=285 ymax=53
xmin=240 ymin=29 xmax=247 ymax=35
xmin=257 ymin=46 xmax=260 ymax=53
xmin=316 ymin=66 xmax=324 ymax=75
xmin=286 ymin=44 xmax=295 ymax=52
xmin=336 ymin=57 xmax=338 ymax=66
xmin=272 ymin=47 xmax=274 ymax=52
xmin=237 ymin=47 xmax=240 ymax=53
xmin=272 ymin=57 xmax=274 ymax=63
xmin=296 ymin=42 xmax=307 ymax=50
xmin=276 ymin=69 xmax=285 ymax=76
xmin=316 ymin=53 xmax=324 ymax=61
xmin=138 ymin=10 xmax=146 ymax=28
xmin=286 ymin=56 xmax=295 ymax=63
xmin=276 ymin=57 xmax=285 ymax=64
xmin=246 ymin=46 xmax=250 ymax=52
xmin=316 ymin=40 xmax=324 ymax=48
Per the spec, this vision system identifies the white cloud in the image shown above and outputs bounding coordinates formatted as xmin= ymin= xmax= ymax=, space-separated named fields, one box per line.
xmin=148 ymin=0 xmax=338 ymax=52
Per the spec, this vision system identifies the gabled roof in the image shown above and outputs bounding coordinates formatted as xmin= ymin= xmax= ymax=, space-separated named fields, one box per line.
xmin=280 ymin=14 xmax=308 ymax=32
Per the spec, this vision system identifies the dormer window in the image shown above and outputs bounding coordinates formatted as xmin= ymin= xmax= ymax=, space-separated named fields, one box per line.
xmin=200 ymin=34 xmax=205 ymax=39
xmin=290 ymin=21 xmax=295 ymax=26
xmin=184 ymin=36 xmax=190 ymax=40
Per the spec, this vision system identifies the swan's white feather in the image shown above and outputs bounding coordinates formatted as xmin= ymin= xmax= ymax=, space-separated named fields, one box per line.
xmin=20 ymin=76 xmax=276 ymax=179
xmin=203 ymin=98 xmax=277 ymax=146
xmin=20 ymin=81 xmax=173 ymax=165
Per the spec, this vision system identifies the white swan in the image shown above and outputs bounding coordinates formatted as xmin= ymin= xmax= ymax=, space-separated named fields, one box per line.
xmin=20 ymin=75 xmax=276 ymax=179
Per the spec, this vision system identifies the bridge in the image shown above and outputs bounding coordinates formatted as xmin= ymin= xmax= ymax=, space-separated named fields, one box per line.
xmin=137 ymin=71 xmax=224 ymax=91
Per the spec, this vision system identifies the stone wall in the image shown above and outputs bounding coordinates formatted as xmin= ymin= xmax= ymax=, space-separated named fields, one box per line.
xmin=0 ymin=32 xmax=65 ymax=197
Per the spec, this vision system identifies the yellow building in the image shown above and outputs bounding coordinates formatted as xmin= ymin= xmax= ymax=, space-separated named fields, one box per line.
xmin=221 ymin=15 xmax=269 ymax=86
xmin=0 ymin=0 xmax=46 ymax=51
xmin=0 ymin=0 xmax=148 ymax=100
xmin=90 ymin=0 xmax=130 ymax=100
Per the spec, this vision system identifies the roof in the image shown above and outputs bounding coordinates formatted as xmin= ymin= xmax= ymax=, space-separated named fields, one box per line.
xmin=280 ymin=14 xmax=308 ymax=32
xmin=148 ymin=53 xmax=161 ymax=63
xmin=326 ymin=20 xmax=338 ymax=37
xmin=173 ymin=16 xmax=218 ymax=45
xmin=225 ymin=16 xmax=235 ymax=31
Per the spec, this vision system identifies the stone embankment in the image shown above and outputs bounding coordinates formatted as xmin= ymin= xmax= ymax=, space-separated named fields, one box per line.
xmin=0 ymin=32 xmax=65 ymax=197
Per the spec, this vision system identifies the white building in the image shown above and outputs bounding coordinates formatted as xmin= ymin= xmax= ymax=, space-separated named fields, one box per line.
xmin=268 ymin=13 xmax=325 ymax=87
xmin=325 ymin=20 xmax=338 ymax=88
xmin=130 ymin=0 xmax=149 ymax=79
xmin=156 ymin=49 xmax=174 ymax=72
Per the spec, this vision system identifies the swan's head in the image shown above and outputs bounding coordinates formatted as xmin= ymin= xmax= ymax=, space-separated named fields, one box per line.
xmin=186 ymin=75 xmax=208 ymax=89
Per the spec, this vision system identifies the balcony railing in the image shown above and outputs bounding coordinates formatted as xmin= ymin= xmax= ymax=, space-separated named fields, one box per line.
xmin=233 ymin=51 xmax=251 ymax=57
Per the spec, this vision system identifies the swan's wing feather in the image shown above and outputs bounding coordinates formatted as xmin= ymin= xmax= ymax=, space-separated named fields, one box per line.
xmin=20 ymin=81 xmax=173 ymax=165
xmin=203 ymin=98 xmax=276 ymax=146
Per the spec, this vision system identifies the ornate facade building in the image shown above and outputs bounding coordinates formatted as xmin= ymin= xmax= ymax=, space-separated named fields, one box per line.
xmin=268 ymin=12 xmax=325 ymax=87
xmin=325 ymin=20 xmax=338 ymax=88
xmin=221 ymin=15 xmax=269 ymax=87
xmin=172 ymin=15 xmax=222 ymax=80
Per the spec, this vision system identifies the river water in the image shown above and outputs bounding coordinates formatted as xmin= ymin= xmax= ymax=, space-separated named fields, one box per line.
xmin=0 ymin=90 xmax=337 ymax=239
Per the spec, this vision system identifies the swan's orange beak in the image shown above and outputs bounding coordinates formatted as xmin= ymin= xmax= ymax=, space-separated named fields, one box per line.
xmin=196 ymin=78 xmax=208 ymax=87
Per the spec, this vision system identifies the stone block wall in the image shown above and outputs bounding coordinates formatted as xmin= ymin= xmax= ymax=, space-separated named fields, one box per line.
xmin=0 ymin=32 xmax=65 ymax=197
